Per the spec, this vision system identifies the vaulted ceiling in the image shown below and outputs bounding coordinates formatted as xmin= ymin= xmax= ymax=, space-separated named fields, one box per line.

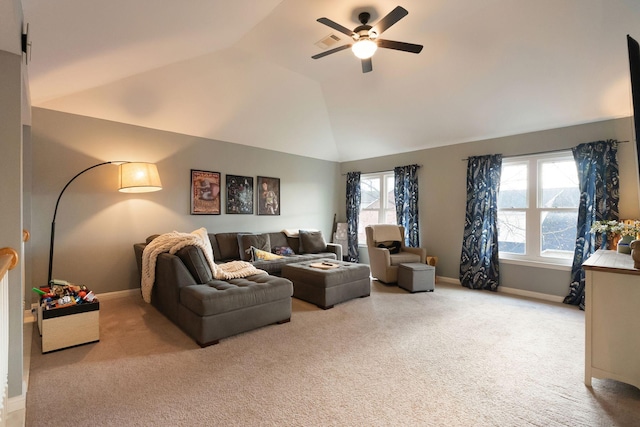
xmin=22 ymin=0 xmax=640 ymax=162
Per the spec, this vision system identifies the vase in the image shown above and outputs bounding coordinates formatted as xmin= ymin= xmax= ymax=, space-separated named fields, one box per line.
xmin=607 ymin=233 xmax=621 ymax=251
xmin=617 ymin=234 xmax=634 ymax=254
xmin=631 ymin=240 xmax=640 ymax=269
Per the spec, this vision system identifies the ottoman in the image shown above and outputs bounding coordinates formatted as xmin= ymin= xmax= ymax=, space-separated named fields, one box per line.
xmin=281 ymin=259 xmax=371 ymax=309
xmin=398 ymin=263 xmax=435 ymax=293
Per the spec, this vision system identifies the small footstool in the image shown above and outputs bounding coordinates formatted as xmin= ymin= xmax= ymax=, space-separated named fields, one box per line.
xmin=281 ymin=259 xmax=371 ymax=309
xmin=398 ymin=263 xmax=435 ymax=293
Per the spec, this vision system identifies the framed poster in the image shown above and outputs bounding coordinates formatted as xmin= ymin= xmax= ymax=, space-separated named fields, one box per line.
xmin=190 ymin=170 xmax=221 ymax=215
xmin=226 ymin=174 xmax=254 ymax=214
xmin=257 ymin=176 xmax=280 ymax=216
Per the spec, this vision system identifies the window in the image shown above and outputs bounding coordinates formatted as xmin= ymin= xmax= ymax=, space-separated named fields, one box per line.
xmin=497 ymin=152 xmax=579 ymax=265
xmin=358 ymin=172 xmax=396 ymax=243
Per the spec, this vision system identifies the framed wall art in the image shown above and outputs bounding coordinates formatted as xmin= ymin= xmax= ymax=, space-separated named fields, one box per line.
xmin=257 ymin=176 xmax=280 ymax=216
xmin=190 ymin=170 xmax=221 ymax=215
xmin=226 ymin=174 xmax=254 ymax=214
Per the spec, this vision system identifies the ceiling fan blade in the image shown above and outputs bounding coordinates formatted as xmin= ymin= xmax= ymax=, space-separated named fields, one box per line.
xmin=377 ymin=39 xmax=423 ymax=54
xmin=373 ymin=6 xmax=408 ymax=35
xmin=317 ymin=17 xmax=355 ymax=37
xmin=311 ymin=44 xmax=352 ymax=60
xmin=362 ymin=58 xmax=373 ymax=73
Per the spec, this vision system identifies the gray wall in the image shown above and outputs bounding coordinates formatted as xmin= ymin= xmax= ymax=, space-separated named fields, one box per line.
xmin=28 ymin=108 xmax=640 ymax=302
xmin=28 ymin=108 xmax=341 ymax=301
xmin=340 ymin=118 xmax=640 ymax=298
xmin=0 ymin=49 xmax=24 ymax=399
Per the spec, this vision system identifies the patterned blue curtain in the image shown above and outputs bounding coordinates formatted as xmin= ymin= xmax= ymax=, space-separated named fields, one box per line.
xmin=459 ymin=154 xmax=502 ymax=291
xmin=346 ymin=172 xmax=361 ymax=262
xmin=564 ymin=140 xmax=619 ymax=309
xmin=394 ymin=164 xmax=420 ymax=247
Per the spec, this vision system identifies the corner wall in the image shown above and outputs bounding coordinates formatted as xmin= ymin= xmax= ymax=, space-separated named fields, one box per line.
xmin=28 ymin=108 xmax=341 ymax=302
xmin=0 ymin=47 xmax=24 ymax=405
xmin=340 ymin=118 xmax=640 ymax=298
xmin=0 ymin=0 xmax=26 ymax=399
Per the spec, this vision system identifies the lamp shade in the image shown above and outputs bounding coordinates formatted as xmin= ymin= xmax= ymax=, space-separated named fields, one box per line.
xmin=118 ymin=162 xmax=162 ymax=193
xmin=352 ymin=39 xmax=377 ymax=59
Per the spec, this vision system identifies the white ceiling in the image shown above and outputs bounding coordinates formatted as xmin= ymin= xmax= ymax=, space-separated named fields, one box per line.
xmin=21 ymin=0 xmax=640 ymax=162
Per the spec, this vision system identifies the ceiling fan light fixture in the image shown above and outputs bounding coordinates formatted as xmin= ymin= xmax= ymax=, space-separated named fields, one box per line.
xmin=352 ymin=39 xmax=377 ymax=59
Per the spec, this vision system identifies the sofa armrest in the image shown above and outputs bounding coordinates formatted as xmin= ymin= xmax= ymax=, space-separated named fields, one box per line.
xmin=133 ymin=243 xmax=146 ymax=281
xmin=152 ymin=253 xmax=198 ymax=323
xmin=368 ymin=246 xmax=391 ymax=267
xmin=367 ymin=246 xmax=394 ymax=283
xmin=325 ymin=243 xmax=342 ymax=260
xmin=402 ymin=247 xmax=427 ymax=263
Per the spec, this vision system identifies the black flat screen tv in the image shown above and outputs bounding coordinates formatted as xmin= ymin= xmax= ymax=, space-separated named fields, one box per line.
xmin=627 ymin=35 xmax=640 ymax=192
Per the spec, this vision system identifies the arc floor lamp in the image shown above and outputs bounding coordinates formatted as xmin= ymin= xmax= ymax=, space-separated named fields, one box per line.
xmin=47 ymin=161 xmax=162 ymax=284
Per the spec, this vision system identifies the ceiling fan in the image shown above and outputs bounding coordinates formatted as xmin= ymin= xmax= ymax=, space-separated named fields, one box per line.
xmin=311 ymin=6 xmax=423 ymax=73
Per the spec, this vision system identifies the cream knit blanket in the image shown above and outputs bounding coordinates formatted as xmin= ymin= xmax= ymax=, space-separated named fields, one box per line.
xmin=141 ymin=227 xmax=266 ymax=303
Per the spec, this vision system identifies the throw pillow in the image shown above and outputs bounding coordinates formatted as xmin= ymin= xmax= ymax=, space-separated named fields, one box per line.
xmin=377 ymin=240 xmax=402 ymax=254
xmin=238 ymin=233 xmax=271 ymax=261
xmin=273 ymin=246 xmax=295 ymax=256
xmin=299 ymin=230 xmax=327 ymax=254
xmin=250 ymin=246 xmax=284 ymax=262
xmin=175 ymin=245 xmax=213 ymax=283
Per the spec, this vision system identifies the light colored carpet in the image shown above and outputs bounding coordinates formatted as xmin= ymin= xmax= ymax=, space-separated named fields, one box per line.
xmin=26 ymin=282 xmax=640 ymax=426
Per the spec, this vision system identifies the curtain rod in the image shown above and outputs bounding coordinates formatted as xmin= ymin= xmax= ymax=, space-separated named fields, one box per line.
xmin=341 ymin=164 xmax=422 ymax=176
xmin=460 ymin=141 xmax=629 ymax=161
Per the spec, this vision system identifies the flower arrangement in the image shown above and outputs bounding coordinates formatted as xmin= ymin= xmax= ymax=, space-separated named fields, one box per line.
xmin=591 ymin=220 xmax=640 ymax=237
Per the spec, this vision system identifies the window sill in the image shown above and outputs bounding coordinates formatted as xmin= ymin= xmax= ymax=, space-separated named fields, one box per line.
xmin=499 ymin=257 xmax=572 ymax=271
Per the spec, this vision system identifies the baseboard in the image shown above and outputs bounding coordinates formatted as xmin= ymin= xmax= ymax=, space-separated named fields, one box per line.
xmin=437 ymin=276 xmax=460 ymax=285
xmin=9 ymin=326 xmax=30 ymax=416
xmin=97 ymin=288 xmax=139 ymax=301
xmin=498 ymin=286 xmax=565 ymax=303
xmin=438 ymin=276 xmax=565 ymax=303
xmin=7 ymin=381 xmax=27 ymax=412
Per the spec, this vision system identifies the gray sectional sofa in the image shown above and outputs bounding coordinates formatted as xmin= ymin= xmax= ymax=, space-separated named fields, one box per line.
xmin=133 ymin=230 xmax=341 ymax=346
xmin=211 ymin=230 xmax=342 ymax=274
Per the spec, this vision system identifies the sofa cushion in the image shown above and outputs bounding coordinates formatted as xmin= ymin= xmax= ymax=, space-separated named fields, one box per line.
xmin=286 ymin=237 xmax=301 ymax=254
xmin=175 ymin=245 xmax=213 ymax=283
xmin=146 ymin=234 xmax=160 ymax=244
xmin=299 ymin=230 xmax=326 ymax=254
xmin=267 ymin=232 xmax=289 ymax=248
xmin=238 ymin=233 xmax=271 ymax=261
xmin=214 ymin=233 xmax=241 ymax=261
xmin=389 ymin=252 xmax=423 ymax=266
xmin=208 ymin=233 xmax=221 ymax=260
xmin=180 ymin=275 xmax=293 ymax=317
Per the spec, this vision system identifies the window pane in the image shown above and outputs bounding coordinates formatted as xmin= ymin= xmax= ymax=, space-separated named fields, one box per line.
xmin=360 ymin=177 xmax=380 ymax=210
xmin=498 ymin=211 xmax=526 ymax=254
xmin=358 ymin=210 xmax=379 ymax=243
xmin=384 ymin=210 xmax=396 ymax=225
xmin=540 ymin=210 xmax=578 ymax=257
xmin=359 ymin=172 xmax=397 ymax=244
xmin=386 ymin=176 xmax=395 ymax=208
xmin=540 ymin=160 xmax=579 ymax=208
xmin=498 ymin=163 xmax=527 ymax=208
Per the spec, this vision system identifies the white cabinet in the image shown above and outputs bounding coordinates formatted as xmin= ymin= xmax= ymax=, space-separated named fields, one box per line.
xmin=583 ymin=250 xmax=640 ymax=389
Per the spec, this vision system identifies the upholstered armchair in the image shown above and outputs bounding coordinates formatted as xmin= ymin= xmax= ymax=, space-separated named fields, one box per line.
xmin=365 ymin=224 xmax=427 ymax=284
